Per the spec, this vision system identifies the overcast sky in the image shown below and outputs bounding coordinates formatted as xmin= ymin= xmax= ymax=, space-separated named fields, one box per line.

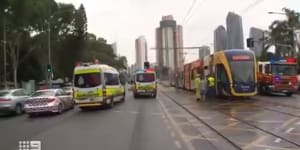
xmin=56 ymin=0 xmax=300 ymax=65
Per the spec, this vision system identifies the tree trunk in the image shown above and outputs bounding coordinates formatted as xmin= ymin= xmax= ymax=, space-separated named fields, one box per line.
xmin=13 ymin=67 xmax=17 ymax=88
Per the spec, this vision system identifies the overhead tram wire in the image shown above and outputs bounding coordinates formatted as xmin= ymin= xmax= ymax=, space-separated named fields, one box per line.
xmin=240 ymin=0 xmax=265 ymax=14
xmin=184 ymin=0 xmax=207 ymax=25
xmin=181 ymin=0 xmax=197 ymax=25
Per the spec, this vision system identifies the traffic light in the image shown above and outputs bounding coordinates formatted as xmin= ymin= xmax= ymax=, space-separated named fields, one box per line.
xmin=144 ymin=61 xmax=150 ymax=69
xmin=246 ymin=38 xmax=254 ymax=48
xmin=47 ymin=64 xmax=52 ymax=72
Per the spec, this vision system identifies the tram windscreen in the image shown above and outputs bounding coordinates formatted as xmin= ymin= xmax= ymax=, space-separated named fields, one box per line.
xmin=229 ymin=61 xmax=255 ymax=82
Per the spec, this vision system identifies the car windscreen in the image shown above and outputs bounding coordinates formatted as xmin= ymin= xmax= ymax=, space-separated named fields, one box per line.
xmin=32 ymin=91 xmax=55 ymax=97
xmin=74 ymin=73 xmax=101 ymax=88
xmin=0 ymin=91 xmax=10 ymax=96
xmin=136 ymin=73 xmax=155 ymax=83
xmin=271 ymin=64 xmax=297 ymax=76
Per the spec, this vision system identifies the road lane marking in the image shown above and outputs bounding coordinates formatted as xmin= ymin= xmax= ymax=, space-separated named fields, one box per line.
xmin=285 ymin=128 xmax=294 ymax=134
xmin=174 ymin=140 xmax=182 ymax=149
xmin=157 ymin=95 xmax=196 ymax=150
xmin=183 ymin=135 xmax=218 ymax=142
xmin=256 ymin=144 xmax=292 ymax=150
xmin=243 ymin=135 xmax=268 ymax=149
xmin=274 ymin=138 xmax=282 ymax=143
xmin=280 ymin=118 xmax=298 ymax=129
xmin=258 ymin=120 xmax=283 ymax=124
xmin=129 ymin=111 xmax=139 ymax=114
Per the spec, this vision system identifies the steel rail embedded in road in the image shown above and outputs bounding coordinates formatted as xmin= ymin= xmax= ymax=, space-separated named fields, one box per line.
xmin=159 ymin=91 xmax=243 ymax=150
xmin=246 ymin=96 xmax=300 ymax=118
xmin=209 ymin=103 xmax=300 ymax=148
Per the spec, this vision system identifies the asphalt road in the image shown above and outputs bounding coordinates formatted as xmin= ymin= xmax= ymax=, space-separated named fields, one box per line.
xmin=0 ymin=92 xmax=184 ymax=150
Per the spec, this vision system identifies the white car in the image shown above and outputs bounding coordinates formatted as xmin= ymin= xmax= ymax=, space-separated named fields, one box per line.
xmin=0 ymin=89 xmax=29 ymax=115
xmin=25 ymin=89 xmax=74 ymax=117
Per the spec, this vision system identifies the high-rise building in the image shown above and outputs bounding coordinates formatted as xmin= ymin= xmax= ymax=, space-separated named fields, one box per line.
xmin=155 ymin=15 xmax=184 ymax=79
xmin=214 ymin=25 xmax=227 ymax=52
xmin=135 ymin=36 xmax=148 ymax=69
xmin=176 ymin=25 xmax=184 ymax=71
xmin=226 ymin=12 xmax=244 ymax=49
xmin=111 ymin=42 xmax=117 ymax=55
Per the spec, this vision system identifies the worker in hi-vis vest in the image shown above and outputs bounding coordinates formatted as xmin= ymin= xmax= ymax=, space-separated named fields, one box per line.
xmin=207 ymin=74 xmax=215 ymax=96
xmin=194 ymin=74 xmax=201 ymax=101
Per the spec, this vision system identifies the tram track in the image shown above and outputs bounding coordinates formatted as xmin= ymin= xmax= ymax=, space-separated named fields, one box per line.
xmin=160 ymin=91 xmax=243 ymax=150
xmin=160 ymin=90 xmax=300 ymax=149
xmin=212 ymin=98 xmax=300 ymax=119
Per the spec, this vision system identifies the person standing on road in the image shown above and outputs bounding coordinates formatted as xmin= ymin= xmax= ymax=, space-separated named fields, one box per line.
xmin=200 ymin=74 xmax=207 ymax=101
xmin=194 ymin=74 xmax=201 ymax=101
xmin=207 ymin=74 xmax=215 ymax=97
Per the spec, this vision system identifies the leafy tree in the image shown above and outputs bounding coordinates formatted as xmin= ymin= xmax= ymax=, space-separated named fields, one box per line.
xmin=74 ymin=4 xmax=87 ymax=38
xmin=265 ymin=8 xmax=300 ymax=59
xmin=0 ymin=1 xmax=127 ymax=87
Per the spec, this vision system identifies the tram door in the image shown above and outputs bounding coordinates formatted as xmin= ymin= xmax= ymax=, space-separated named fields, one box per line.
xmin=215 ymin=64 xmax=230 ymax=96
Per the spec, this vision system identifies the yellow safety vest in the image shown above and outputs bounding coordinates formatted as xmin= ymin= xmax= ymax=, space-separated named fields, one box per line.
xmin=208 ymin=76 xmax=215 ymax=87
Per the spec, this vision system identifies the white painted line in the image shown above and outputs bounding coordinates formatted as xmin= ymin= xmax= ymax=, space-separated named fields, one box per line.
xmin=170 ymin=131 xmax=176 ymax=138
xmin=113 ymin=110 xmax=122 ymax=113
xmin=174 ymin=140 xmax=182 ymax=149
xmin=258 ymin=120 xmax=283 ymax=124
xmin=129 ymin=111 xmax=139 ymax=114
xmin=274 ymin=138 xmax=281 ymax=143
xmin=198 ymin=116 xmax=212 ymax=120
xmin=285 ymin=128 xmax=294 ymax=133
